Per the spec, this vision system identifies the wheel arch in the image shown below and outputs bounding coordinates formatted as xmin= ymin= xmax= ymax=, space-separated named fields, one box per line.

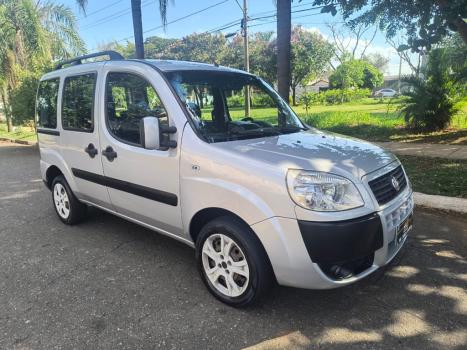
xmin=45 ymin=165 xmax=63 ymax=189
xmin=189 ymin=207 xmax=277 ymax=283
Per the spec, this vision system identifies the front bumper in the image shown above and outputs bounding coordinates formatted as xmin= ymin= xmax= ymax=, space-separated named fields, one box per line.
xmin=251 ymin=190 xmax=413 ymax=289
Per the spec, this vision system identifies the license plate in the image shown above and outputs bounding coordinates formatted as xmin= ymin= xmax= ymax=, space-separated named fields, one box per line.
xmin=396 ymin=214 xmax=413 ymax=244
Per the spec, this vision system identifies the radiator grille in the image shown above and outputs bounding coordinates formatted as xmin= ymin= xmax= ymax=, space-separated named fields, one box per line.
xmin=368 ymin=166 xmax=407 ymax=205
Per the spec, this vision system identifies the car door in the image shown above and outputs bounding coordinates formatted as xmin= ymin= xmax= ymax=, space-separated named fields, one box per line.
xmin=98 ymin=63 xmax=182 ymax=235
xmin=59 ymin=69 xmax=112 ymax=209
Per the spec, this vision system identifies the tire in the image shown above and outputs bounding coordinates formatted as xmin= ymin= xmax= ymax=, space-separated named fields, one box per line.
xmin=51 ymin=175 xmax=87 ymax=225
xmin=195 ymin=216 xmax=274 ymax=307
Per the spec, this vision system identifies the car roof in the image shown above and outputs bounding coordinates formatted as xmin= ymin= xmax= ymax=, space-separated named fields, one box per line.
xmin=41 ymin=58 xmax=251 ymax=81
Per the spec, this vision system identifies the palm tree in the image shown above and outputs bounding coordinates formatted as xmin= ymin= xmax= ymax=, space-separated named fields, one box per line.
xmin=0 ymin=0 xmax=84 ymax=131
xmin=131 ymin=0 xmax=144 ymax=58
xmin=276 ymin=0 xmax=291 ymax=101
xmin=77 ymin=1 xmax=170 ymax=59
xmin=130 ymin=0 xmax=170 ymax=59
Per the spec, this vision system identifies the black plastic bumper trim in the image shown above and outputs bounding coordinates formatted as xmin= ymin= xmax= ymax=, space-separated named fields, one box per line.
xmin=71 ymin=168 xmax=178 ymax=206
xmin=298 ymin=213 xmax=383 ymax=264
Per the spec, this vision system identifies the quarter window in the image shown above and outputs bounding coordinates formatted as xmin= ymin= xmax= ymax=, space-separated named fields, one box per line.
xmin=106 ymin=72 xmax=168 ymax=146
xmin=36 ymin=78 xmax=59 ymax=129
xmin=62 ymin=73 xmax=96 ymax=132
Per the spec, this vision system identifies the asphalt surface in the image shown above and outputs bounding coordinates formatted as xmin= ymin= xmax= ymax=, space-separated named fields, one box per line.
xmin=0 ymin=141 xmax=466 ymax=350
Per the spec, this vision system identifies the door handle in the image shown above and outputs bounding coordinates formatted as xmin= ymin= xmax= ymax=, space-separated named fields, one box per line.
xmin=84 ymin=143 xmax=98 ymax=158
xmin=102 ymin=146 xmax=117 ymax=161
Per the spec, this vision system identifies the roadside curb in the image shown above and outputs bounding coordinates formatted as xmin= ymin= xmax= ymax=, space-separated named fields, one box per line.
xmin=0 ymin=137 xmax=37 ymax=146
xmin=414 ymin=192 xmax=467 ymax=214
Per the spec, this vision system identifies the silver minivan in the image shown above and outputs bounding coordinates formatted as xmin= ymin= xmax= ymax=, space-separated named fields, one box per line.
xmin=36 ymin=51 xmax=413 ymax=306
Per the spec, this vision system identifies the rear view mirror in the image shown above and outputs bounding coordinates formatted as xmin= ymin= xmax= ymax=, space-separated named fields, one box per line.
xmin=140 ymin=116 xmax=160 ymax=150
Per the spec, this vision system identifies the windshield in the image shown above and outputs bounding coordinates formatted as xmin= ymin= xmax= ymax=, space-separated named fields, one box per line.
xmin=164 ymin=70 xmax=306 ymax=143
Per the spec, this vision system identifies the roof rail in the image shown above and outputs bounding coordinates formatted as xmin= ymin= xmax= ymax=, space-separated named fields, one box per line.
xmin=55 ymin=50 xmax=124 ymax=70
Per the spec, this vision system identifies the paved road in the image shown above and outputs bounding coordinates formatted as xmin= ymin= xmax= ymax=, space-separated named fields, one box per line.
xmin=0 ymin=141 xmax=466 ymax=350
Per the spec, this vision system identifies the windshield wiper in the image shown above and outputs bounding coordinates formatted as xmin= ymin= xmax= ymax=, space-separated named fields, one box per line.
xmin=278 ymin=126 xmax=307 ymax=133
xmin=229 ymin=127 xmax=281 ymax=136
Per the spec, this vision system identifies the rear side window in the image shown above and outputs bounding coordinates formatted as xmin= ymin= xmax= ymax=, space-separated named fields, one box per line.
xmin=36 ymin=78 xmax=59 ymax=129
xmin=105 ymin=72 xmax=168 ymax=146
xmin=62 ymin=73 xmax=96 ymax=132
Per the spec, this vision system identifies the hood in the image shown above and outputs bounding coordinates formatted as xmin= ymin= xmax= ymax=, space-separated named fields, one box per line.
xmin=213 ymin=129 xmax=397 ymax=179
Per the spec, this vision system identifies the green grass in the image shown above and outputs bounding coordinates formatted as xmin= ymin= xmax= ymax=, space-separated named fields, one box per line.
xmin=398 ymin=155 xmax=467 ymax=198
xmin=294 ymin=98 xmax=467 ymax=145
xmin=0 ymin=123 xmax=37 ymax=142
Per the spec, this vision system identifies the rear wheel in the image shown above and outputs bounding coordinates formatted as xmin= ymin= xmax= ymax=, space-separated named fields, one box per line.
xmin=196 ymin=216 xmax=274 ymax=307
xmin=51 ymin=175 xmax=87 ymax=225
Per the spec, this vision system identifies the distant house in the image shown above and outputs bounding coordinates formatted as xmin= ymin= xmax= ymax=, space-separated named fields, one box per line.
xmin=295 ymin=78 xmax=329 ymax=100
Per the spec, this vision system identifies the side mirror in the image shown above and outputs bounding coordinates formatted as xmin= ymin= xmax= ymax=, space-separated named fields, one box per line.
xmin=140 ymin=116 xmax=160 ymax=150
xmin=140 ymin=116 xmax=177 ymax=150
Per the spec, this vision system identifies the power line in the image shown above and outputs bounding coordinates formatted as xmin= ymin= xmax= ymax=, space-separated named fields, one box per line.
xmin=233 ymin=0 xmax=243 ymax=12
xmin=143 ymin=0 xmax=229 ymax=35
xmin=90 ymin=0 xmax=231 ymax=50
xmin=81 ymin=0 xmax=154 ymax=30
xmin=79 ymin=0 xmax=125 ymax=19
xmin=90 ymin=2 xmax=328 ymax=51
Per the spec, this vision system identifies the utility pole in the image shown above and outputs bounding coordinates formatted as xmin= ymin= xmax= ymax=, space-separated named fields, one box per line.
xmin=241 ymin=0 xmax=250 ymax=117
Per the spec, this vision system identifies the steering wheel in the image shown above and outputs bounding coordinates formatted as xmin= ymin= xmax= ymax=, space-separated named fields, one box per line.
xmin=241 ymin=117 xmax=255 ymax=122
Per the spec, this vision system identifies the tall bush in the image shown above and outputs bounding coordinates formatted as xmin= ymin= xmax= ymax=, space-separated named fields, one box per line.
xmin=400 ymin=48 xmax=463 ymax=131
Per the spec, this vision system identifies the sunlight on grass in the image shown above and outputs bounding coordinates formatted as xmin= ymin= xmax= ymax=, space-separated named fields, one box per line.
xmin=0 ymin=123 xmax=37 ymax=142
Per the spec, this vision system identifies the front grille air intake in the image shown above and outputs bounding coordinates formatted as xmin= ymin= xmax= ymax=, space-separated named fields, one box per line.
xmin=368 ymin=165 xmax=407 ymax=205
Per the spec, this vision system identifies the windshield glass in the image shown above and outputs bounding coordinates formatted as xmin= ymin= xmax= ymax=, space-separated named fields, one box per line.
xmin=165 ymin=70 xmax=306 ymax=143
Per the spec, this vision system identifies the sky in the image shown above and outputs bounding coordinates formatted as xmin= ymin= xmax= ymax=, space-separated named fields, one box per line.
xmin=61 ymin=0 xmax=414 ymax=75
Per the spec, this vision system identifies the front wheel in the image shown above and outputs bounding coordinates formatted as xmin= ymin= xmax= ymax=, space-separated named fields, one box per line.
xmin=196 ymin=216 xmax=274 ymax=307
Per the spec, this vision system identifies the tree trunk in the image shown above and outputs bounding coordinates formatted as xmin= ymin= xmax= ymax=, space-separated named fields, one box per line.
xmin=1 ymin=87 xmax=13 ymax=132
xmin=454 ymin=17 xmax=467 ymax=44
xmin=277 ymin=0 xmax=291 ymax=102
xmin=131 ymin=0 xmax=145 ymax=59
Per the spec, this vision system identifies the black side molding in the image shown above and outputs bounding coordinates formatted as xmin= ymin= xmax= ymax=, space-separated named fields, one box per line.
xmin=71 ymin=168 xmax=178 ymax=206
xmin=37 ymin=129 xmax=60 ymax=136
xmin=298 ymin=213 xmax=383 ymax=264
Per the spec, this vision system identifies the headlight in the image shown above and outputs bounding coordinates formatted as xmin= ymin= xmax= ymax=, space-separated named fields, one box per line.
xmin=286 ymin=169 xmax=364 ymax=211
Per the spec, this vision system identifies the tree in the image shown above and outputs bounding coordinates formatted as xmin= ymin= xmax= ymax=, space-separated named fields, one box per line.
xmin=167 ymin=33 xmax=227 ymax=63
xmin=290 ymin=26 xmax=334 ymax=105
xmin=312 ymin=0 xmax=467 ymax=51
xmin=223 ymin=32 xmax=276 ymax=84
xmin=131 ymin=0 xmax=144 ymax=58
xmin=329 ymin=59 xmax=383 ymax=89
xmin=144 ymin=36 xmax=177 ymax=58
xmin=362 ymin=53 xmax=390 ymax=73
xmin=129 ymin=0 xmax=171 ymax=59
xmin=0 ymin=0 xmax=84 ymax=130
xmin=327 ymin=22 xmax=378 ymax=65
xmin=277 ymin=0 xmax=291 ymax=101
xmin=77 ymin=0 xmax=171 ymax=60
xmin=400 ymin=48 xmax=464 ymax=131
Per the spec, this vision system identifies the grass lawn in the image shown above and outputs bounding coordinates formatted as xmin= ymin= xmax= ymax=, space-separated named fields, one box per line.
xmin=398 ymin=155 xmax=467 ymax=198
xmin=294 ymin=98 xmax=467 ymax=145
xmin=0 ymin=123 xmax=37 ymax=142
